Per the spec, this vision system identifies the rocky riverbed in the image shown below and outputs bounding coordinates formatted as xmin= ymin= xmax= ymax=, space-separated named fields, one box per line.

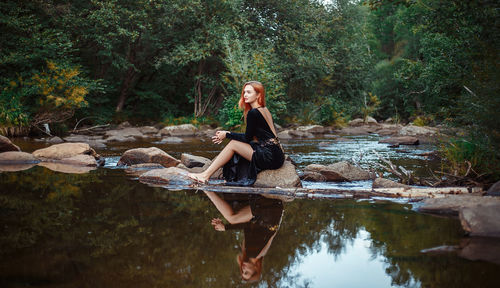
xmin=1 ymin=119 xmax=499 ymax=238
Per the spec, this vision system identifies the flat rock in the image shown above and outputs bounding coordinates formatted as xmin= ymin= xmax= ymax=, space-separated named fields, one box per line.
xmin=289 ymin=130 xmax=314 ymax=138
xmin=334 ymin=126 xmax=378 ymax=135
xmin=348 ymin=117 xmax=378 ymax=127
xmin=105 ymin=127 xmax=144 ymax=138
xmin=117 ymin=121 xmax=132 ymax=129
xmin=0 ymin=151 xmax=39 ymax=164
xmin=376 ymin=124 xmax=402 ymax=136
xmin=299 ymin=171 xmax=327 ymax=182
xmin=64 ymin=134 xmax=103 ymax=142
xmin=254 ymin=161 xmax=302 ymax=188
xmin=379 ymin=136 xmax=419 ymax=145
xmin=277 ymin=130 xmax=293 ymax=139
xmin=417 ymin=195 xmax=500 ymax=215
xmin=47 ymin=136 xmax=64 ymax=143
xmin=58 ymin=154 xmax=98 ymax=166
xmin=304 ymin=161 xmax=371 ymax=181
xmin=0 ymin=135 xmax=21 ymax=152
xmin=159 ymin=124 xmax=197 ymax=136
xmin=139 ymin=126 xmax=159 ymax=135
xmin=117 ymin=147 xmax=180 ymax=167
xmin=64 ymin=134 xmax=107 ymax=149
xmin=348 ymin=118 xmax=365 ymax=126
xmin=139 ymin=167 xmax=192 ymax=185
xmin=125 ymin=163 xmax=165 ymax=177
xmin=106 ymin=135 xmax=136 ymax=142
xmin=372 ymin=178 xmax=410 ymax=189
xmin=296 ymin=125 xmax=325 ymax=134
xmin=460 ymin=202 xmax=500 ymax=237
xmin=399 ymin=125 xmax=438 ymax=136
xmin=33 ymin=143 xmax=98 ymax=160
xmin=181 ymin=153 xmax=211 ymax=168
xmin=157 ymin=137 xmax=184 ymax=144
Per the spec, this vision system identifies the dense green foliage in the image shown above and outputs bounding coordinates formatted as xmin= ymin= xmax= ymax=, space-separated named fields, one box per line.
xmin=0 ymin=0 xmax=498 ymax=178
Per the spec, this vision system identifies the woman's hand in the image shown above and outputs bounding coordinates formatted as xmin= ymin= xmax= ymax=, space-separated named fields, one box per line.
xmin=211 ymin=218 xmax=225 ymax=231
xmin=212 ymin=130 xmax=228 ymax=144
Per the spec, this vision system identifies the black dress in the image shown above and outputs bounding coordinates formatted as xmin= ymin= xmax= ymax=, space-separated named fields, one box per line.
xmin=223 ymin=107 xmax=285 ymax=186
xmin=223 ymin=194 xmax=284 ymax=258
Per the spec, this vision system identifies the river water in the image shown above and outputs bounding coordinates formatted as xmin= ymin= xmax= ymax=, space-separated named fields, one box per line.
xmin=1 ymin=135 xmax=498 ymax=287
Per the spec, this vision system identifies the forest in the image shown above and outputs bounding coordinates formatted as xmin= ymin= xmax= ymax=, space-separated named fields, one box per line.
xmin=0 ymin=0 xmax=498 ymax=181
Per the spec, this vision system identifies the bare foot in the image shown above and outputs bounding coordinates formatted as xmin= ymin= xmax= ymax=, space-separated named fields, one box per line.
xmin=187 ymin=173 xmax=208 ymax=184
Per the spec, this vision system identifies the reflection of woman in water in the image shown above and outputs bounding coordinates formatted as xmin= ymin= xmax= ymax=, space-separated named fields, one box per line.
xmin=205 ymin=191 xmax=283 ymax=282
xmin=188 ymin=81 xmax=284 ymax=186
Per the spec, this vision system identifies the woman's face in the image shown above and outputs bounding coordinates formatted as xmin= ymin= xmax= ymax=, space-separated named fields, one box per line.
xmin=243 ymin=84 xmax=259 ymax=105
xmin=241 ymin=261 xmax=257 ymax=280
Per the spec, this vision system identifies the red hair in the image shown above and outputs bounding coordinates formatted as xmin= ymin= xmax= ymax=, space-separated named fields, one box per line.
xmin=238 ymin=81 xmax=266 ymax=119
xmin=237 ymin=249 xmax=263 ymax=282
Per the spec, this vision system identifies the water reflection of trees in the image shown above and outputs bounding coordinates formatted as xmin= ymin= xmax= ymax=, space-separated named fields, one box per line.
xmin=1 ymin=168 xmax=499 ymax=287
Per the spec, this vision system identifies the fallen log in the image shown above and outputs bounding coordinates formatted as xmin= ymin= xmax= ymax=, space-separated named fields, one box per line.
xmin=138 ymin=177 xmax=482 ymax=199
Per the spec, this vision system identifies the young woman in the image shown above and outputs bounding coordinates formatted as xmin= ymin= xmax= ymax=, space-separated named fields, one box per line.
xmin=205 ymin=191 xmax=283 ymax=282
xmin=188 ymin=81 xmax=284 ymax=186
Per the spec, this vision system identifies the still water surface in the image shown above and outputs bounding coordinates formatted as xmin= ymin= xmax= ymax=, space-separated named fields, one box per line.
xmin=1 ymin=135 xmax=498 ymax=287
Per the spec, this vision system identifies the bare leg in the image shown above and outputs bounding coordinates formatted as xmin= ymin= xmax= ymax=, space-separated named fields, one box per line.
xmin=188 ymin=140 xmax=253 ymax=183
xmin=204 ymin=191 xmax=252 ymax=224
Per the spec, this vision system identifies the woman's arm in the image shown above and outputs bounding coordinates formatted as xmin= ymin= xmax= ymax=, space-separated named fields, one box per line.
xmin=226 ymin=109 xmax=258 ymax=143
xmin=256 ymin=232 xmax=278 ymax=258
xmin=204 ymin=191 xmax=253 ymax=224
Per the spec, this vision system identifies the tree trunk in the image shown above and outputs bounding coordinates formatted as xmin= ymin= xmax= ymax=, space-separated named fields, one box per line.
xmin=116 ymin=36 xmax=141 ymax=112
xmin=116 ymin=65 xmax=136 ymax=112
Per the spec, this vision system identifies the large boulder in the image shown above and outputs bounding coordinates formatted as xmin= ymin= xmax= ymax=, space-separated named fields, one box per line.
xmin=0 ymin=151 xmax=39 ymax=164
xmin=254 ymin=161 xmax=302 ymax=188
xmin=181 ymin=153 xmax=211 ymax=168
xmin=0 ymin=135 xmax=21 ymax=152
xmin=159 ymin=124 xmax=197 ymax=136
xmin=460 ymin=202 xmax=500 ymax=237
xmin=117 ymin=147 xmax=180 ymax=167
xmin=33 ymin=143 xmax=99 ymax=160
xmin=296 ymin=125 xmax=325 ymax=134
xmin=372 ymin=178 xmax=410 ymax=189
xmin=379 ymin=136 xmax=419 ymax=145
xmin=304 ymin=161 xmax=371 ymax=181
